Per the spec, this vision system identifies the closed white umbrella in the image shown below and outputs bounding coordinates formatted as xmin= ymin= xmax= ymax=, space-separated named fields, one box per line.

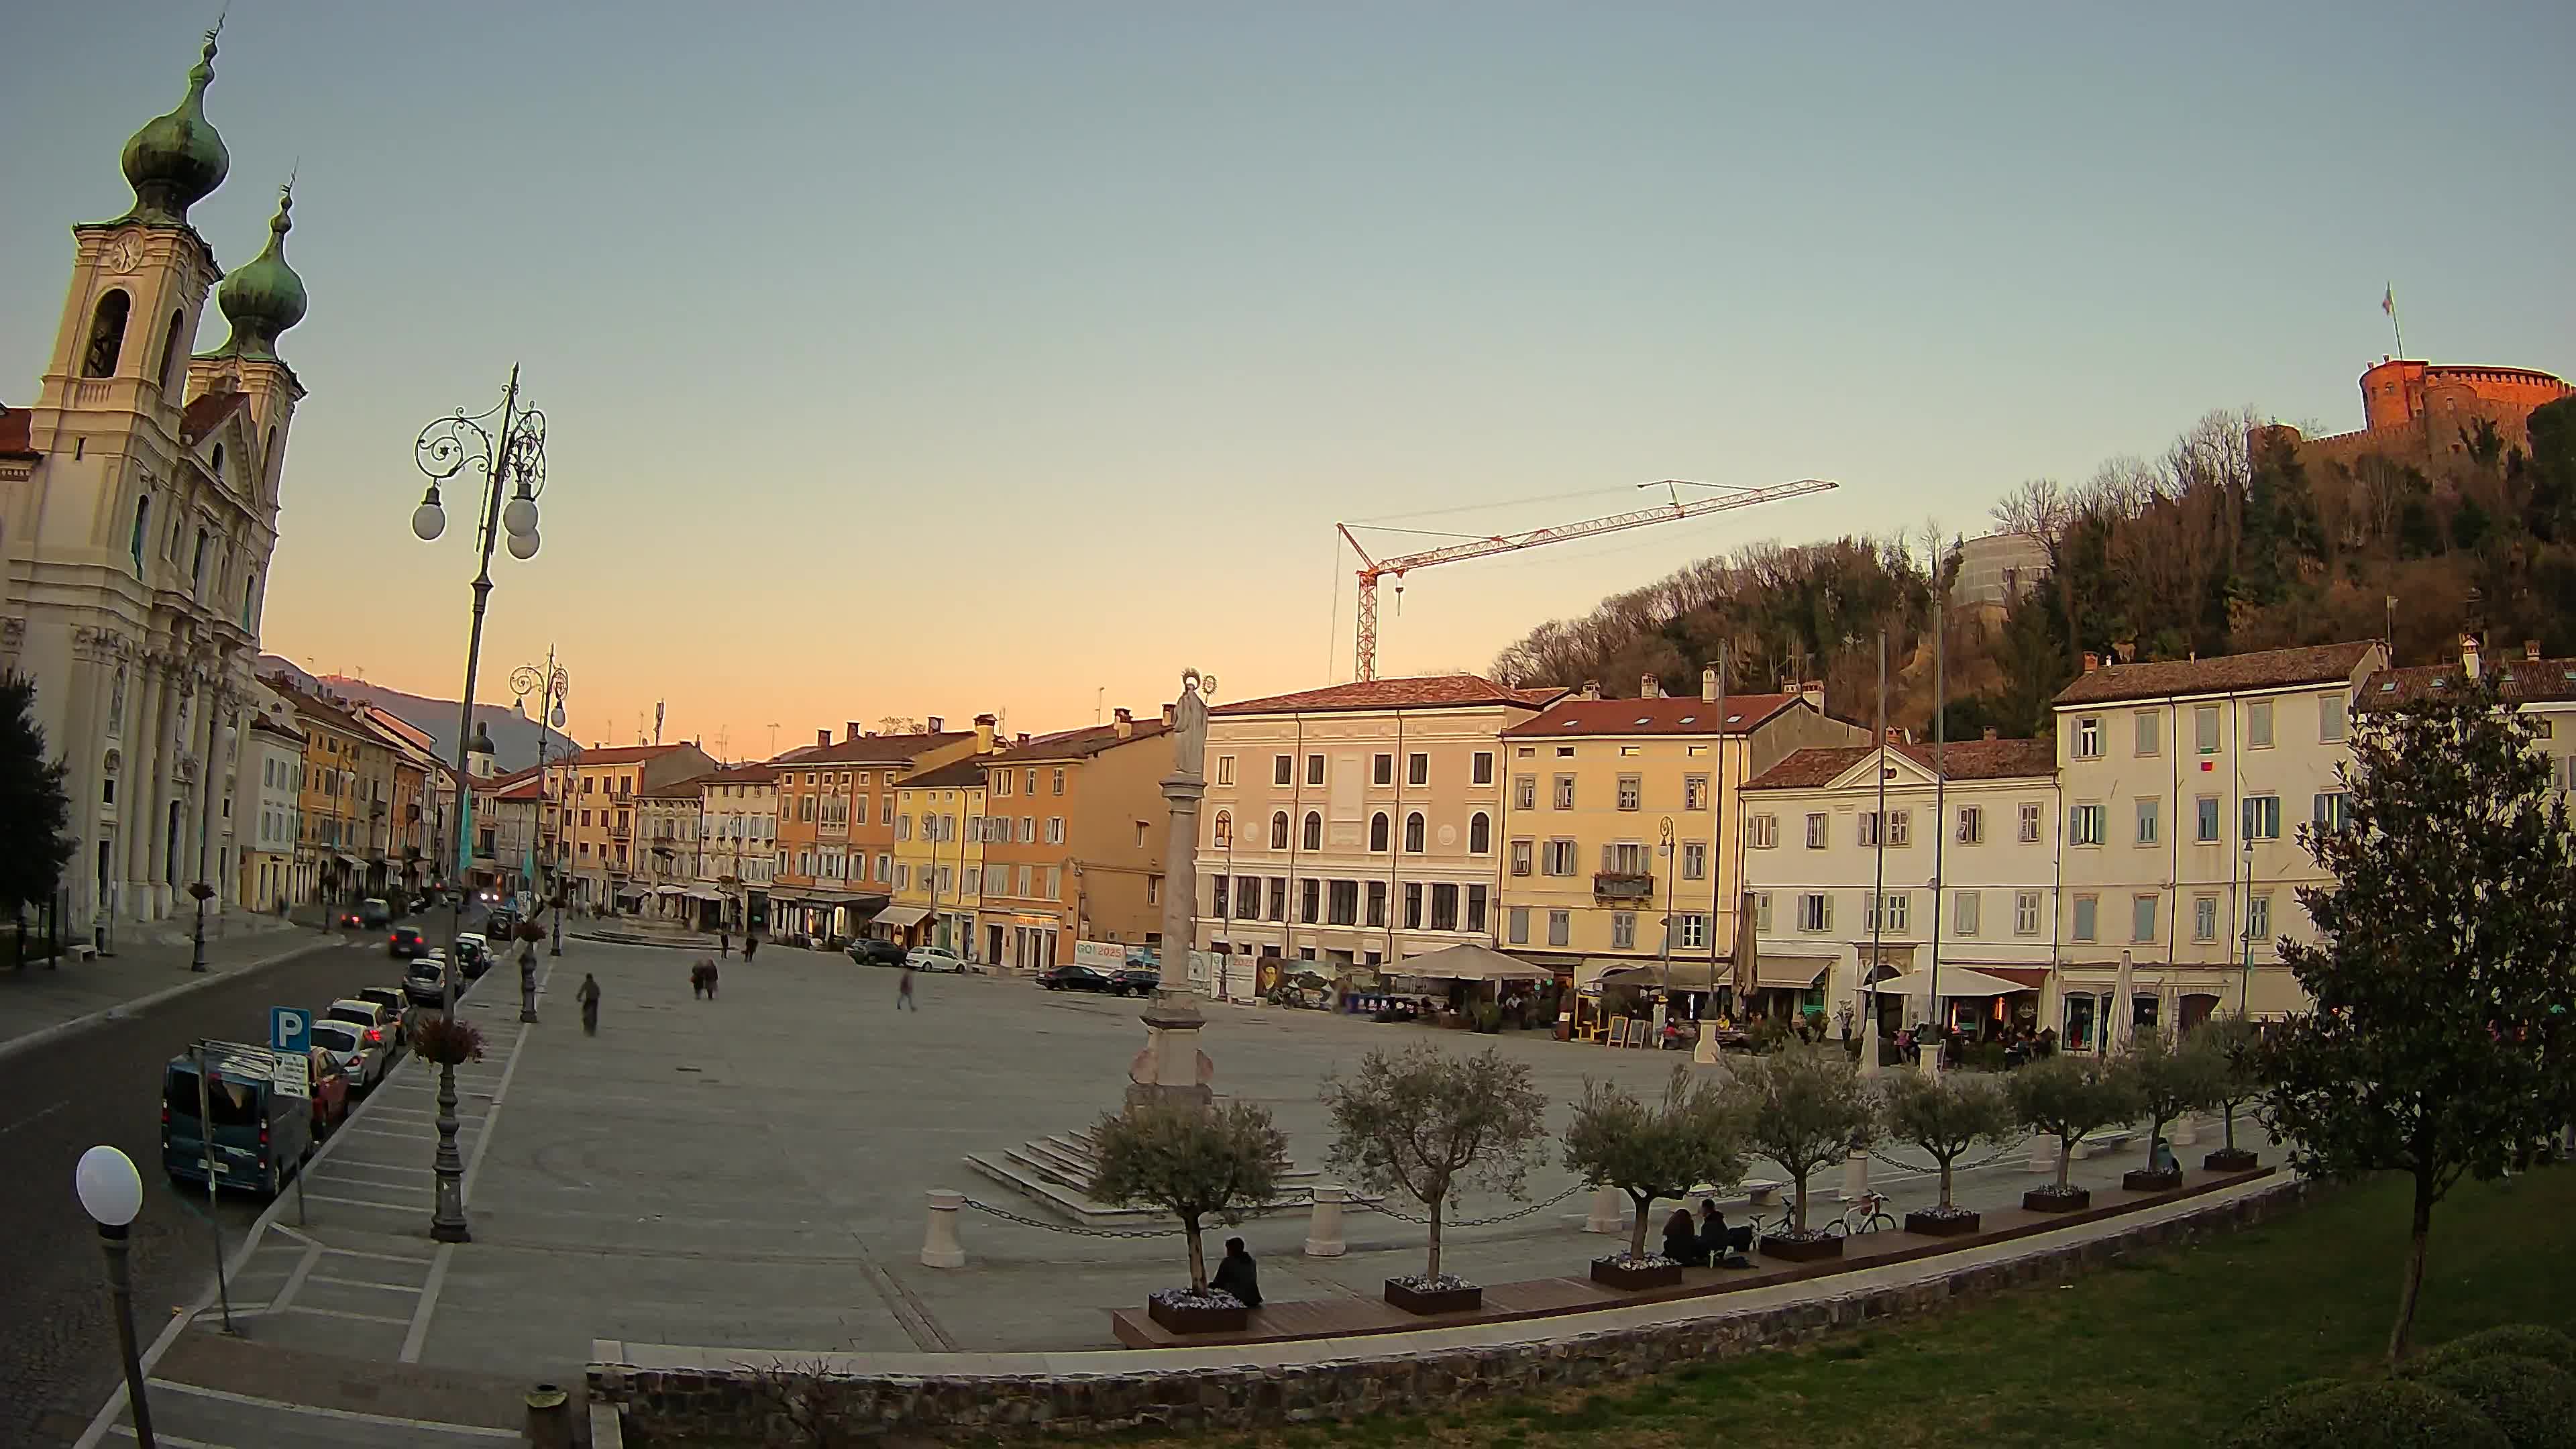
xmin=1858 ymin=967 xmax=1882 ymax=1079
xmin=2110 ymin=949 xmax=2135 ymax=1054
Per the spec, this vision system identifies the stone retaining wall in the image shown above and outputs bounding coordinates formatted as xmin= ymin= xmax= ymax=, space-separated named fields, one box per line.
xmin=596 ymin=1179 xmax=2310 ymax=1444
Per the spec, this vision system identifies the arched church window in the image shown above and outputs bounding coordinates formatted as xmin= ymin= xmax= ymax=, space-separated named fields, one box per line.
xmin=156 ymin=310 xmax=185 ymax=396
xmin=211 ymin=443 xmax=225 ymax=482
xmin=192 ymin=528 xmax=209 ymax=592
xmin=83 ymin=290 xmax=131 ymax=378
xmin=128 ymin=496 xmax=150 ymax=574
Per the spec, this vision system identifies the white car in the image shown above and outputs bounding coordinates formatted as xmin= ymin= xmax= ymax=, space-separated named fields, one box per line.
xmin=906 ymin=945 xmax=966 ymax=973
xmin=308 ymin=1020 xmax=382 ymax=1091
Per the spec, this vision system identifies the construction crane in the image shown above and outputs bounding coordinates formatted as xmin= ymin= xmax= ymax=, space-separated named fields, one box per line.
xmin=1336 ymin=476 xmax=1839 ymax=682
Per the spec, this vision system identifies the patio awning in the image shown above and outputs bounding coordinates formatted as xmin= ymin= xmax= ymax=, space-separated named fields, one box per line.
xmin=873 ymin=905 xmax=932 ymax=930
xmin=1596 ymin=959 xmax=1727 ymax=991
xmin=1394 ymin=943 xmax=1554 ymax=981
xmin=334 ymin=853 xmax=365 ymax=868
xmin=1868 ymin=966 xmax=2035 ymax=998
xmin=651 ymin=885 xmax=684 ymax=896
xmin=683 ymin=885 xmax=727 ymax=902
xmin=1756 ymin=957 xmax=1832 ymax=991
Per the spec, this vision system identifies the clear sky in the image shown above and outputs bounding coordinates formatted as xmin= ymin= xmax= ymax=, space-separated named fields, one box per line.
xmin=8 ymin=2 xmax=2571 ymax=757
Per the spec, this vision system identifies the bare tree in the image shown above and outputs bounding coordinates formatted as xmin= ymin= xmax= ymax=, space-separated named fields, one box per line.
xmin=1991 ymin=477 xmax=2082 ymax=670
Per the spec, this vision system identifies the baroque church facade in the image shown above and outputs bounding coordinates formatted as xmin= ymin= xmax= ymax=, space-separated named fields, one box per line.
xmin=0 ymin=29 xmax=310 ymax=932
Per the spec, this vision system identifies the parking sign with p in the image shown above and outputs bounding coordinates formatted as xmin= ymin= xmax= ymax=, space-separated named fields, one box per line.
xmin=270 ymin=1006 xmax=310 ymax=1055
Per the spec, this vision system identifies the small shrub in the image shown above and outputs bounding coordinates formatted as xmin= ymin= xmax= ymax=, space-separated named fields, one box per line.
xmin=408 ymin=1014 xmax=486 ymax=1066
xmin=2420 ymin=1354 xmax=2576 ymax=1449
xmin=2224 ymin=1379 xmax=2510 ymax=1449
xmin=2408 ymin=1324 xmax=2576 ymax=1378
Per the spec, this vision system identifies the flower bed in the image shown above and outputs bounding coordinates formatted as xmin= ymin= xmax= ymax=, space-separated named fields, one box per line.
xmin=2023 ymin=1185 xmax=2092 ymax=1213
xmin=1905 ymin=1205 xmax=1981 ymax=1237
xmin=1590 ymin=1252 xmax=1683 ymax=1290
xmin=2123 ymin=1167 xmax=2185 ymax=1193
xmin=1145 ymin=1288 xmax=1248 ymax=1334
xmin=1383 ymin=1273 xmax=1483 ymax=1315
xmin=2204 ymin=1148 xmax=2259 ymax=1173
xmin=1762 ymin=1229 xmax=1843 ymax=1263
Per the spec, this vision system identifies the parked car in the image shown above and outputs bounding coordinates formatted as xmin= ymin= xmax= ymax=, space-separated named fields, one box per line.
xmin=354 ymin=984 xmax=409 ymax=1020
xmin=323 ymin=999 xmax=400 ymax=1072
xmin=307 ymin=1020 xmax=382 ymax=1093
xmin=357 ymin=898 xmax=392 ymax=930
xmin=849 ymin=938 xmax=906 ymax=967
xmin=906 ymin=945 xmax=967 ymax=974
xmin=455 ymin=932 xmax=492 ymax=979
xmin=162 ymin=1043 xmax=311 ymax=1197
xmin=1039 ymin=962 xmax=1159 ymax=996
xmin=403 ymin=957 xmax=449 ymax=1009
xmin=388 ymin=926 xmax=427 ymax=959
xmin=307 ymin=1048 xmax=352 ymax=1138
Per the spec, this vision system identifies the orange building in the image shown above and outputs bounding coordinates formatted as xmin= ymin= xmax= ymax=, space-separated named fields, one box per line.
xmin=551 ymin=742 xmax=716 ymax=912
xmin=972 ymin=708 xmax=1174 ymax=973
xmin=767 ymin=718 xmax=987 ymax=945
xmin=2265 ymin=358 xmax=2571 ymax=480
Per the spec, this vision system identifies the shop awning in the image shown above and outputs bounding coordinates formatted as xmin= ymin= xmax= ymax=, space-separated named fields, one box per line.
xmin=1756 ymin=957 xmax=1831 ymax=991
xmin=873 ymin=905 xmax=932 ymax=930
xmin=335 ymin=853 xmax=365 ymax=868
xmin=652 ymin=885 xmax=684 ymax=896
xmin=1394 ymin=943 xmax=1555 ymax=981
xmin=683 ymin=885 xmax=727 ymax=902
xmin=1596 ymin=959 xmax=1727 ymax=991
xmin=1867 ymin=966 xmax=2035 ymax=998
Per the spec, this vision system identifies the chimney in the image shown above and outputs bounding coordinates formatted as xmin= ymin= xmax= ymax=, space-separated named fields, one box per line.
xmin=1886 ymin=727 xmax=1904 ymax=744
xmin=1701 ymin=667 xmax=1719 ymax=703
xmin=1016 ymin=732 xmax=1030 ymax=745
xmin=1580 ymin=679 xmax=1602 ymax=700
xmin=1640 ymin=674 xmax=1661 ymax=699
xmin=926 ymin=716 xmax=944 ymax=733
xmin=2526 ymin=639 xmax=2542 ymax=663
xmin=973 ymin=712 xmax=997 ymax=751
xmin=1113 ymin=706 xmax=1134 ymax=739
xmin=2082 ymin=651 xmax=2100 ymax=674
xmin=1982 ymin=727 xmax=1999 ymax=741
xmin=846 ymin=721 xmax=862 ymax=741
xmin=817 ymin=728 xmax=832 ymax=747
xmin=2461 ymin=633 xmax=2481 ymax=681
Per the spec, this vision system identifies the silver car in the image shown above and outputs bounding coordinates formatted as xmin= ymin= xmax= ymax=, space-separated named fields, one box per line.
xmin=307 ymin=1020 xmax=380 ymax=1091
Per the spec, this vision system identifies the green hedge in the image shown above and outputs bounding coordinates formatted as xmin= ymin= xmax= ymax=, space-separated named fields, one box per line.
xmin=2418 ymin=1355 xmax=2576 ymax=1449
xmin=2407 ymin=1324 xmax=2576 ymax=1378
xmin=2224 ymin=1379 xmax=2510 ymax=1449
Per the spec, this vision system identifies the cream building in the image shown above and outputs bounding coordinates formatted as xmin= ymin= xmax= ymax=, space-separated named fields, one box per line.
xmin=635 ymin=774 xmax=708 ymax=918
xmin=1740 ymin=735 xmax=2061 ymax=1036
xmin=0 ymin=31 xmax=309 ymax=934
xmin=694 ymin=763 xmax=777 ymax=932
xmin=2050 ymin=640 xmax=2385 ymax=1047
xmin=1497 ymin=672 xmax=1862 ymax=999
xmin=1191 ymin=675 xmax=1558 ymax=976
xmin=238 ymin=708 xmax=303 ymax=912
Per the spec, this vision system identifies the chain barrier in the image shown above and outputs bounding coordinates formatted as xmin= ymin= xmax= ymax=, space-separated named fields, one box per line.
xmin=955 ymin=1197 xmax=1191 ymax=1239
xmin=1862 ymin=1135 xmax=2039 ymax=1175
xmin=1345 ymin=1182 xmax=1585 ymax=1228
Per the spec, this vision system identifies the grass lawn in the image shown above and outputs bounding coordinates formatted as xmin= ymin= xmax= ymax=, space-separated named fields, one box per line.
xmin=1129 ymin=1168 xmax=2576 ymax=1449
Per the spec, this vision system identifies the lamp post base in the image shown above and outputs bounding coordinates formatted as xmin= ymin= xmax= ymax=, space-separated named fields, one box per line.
xmin=429 ymin=1061 xmax=472 ymax=1242
xmin=99 ymin=1224 xmax=157 ymax=1448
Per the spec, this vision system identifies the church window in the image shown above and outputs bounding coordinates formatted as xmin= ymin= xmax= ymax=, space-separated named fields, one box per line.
xmin=83 ymin=290 xmax=131 ymax=378
xmin=192 ymin=528 xmax=210 ymax=593
xmin=211 ymin=443 xmax=225 ymax=483
xmin=156 ymin=310 xmax=185 ymax=396
xmin=129 ymin=496 xmax=150 ymax=574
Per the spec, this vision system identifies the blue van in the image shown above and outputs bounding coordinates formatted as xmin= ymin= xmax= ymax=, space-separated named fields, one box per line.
xmin=162 ymin=1042 xmax=311 ymax=1197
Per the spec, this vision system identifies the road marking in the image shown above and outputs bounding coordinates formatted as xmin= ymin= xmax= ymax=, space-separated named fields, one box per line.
xmin=301 ymin=1191 xmax=421 ymax=1212
xmin=111 ymin=1427 xmax=236 ymax=1448
xmin=309 ymin=1274 xmax=423 ymax=1293
xmin=278 ymin=1302 xmax=414 ymax=1326
xmin=0 ymin=1099 xmax=68 ymax=1136
xmin=315 ymin=1160 xmax=437 ymax=1175
xmin=318 ymin=1244 xmax=435 ymax=1266
xmin=399 ymin=1242 xmax=455 ymax=1363
xmin=144 ymin=1380 xmax=519 ymax=1437
xmin=271 ymin=1244 xmax=323 ymax=1316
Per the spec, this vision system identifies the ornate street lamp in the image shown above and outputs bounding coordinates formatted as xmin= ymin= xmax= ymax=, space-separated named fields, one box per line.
xmin=510 ymin=650 xmax=570 ymax=1013
xmin=409 ymin=367 xmax=547 ymax=1244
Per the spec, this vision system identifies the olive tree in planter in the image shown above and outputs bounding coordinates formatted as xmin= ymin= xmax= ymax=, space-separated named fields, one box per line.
xmin=2121 ymin=1026 xmax=2221 ymax=1191
xmin=1725 ymin=1043 xmax=1881 ymax=1260
xmin=1562 ymin=1065 xmax=1745 ymax=1289
xmin=1322 ymin=1042 xmax=1551 ymax=1315
xmin=1880 ymin=1069 xmax=2019 ymax=1236
xmin=1088 ymin=1100 xmax=1290 ymax=1333
xmin=2194 ymin=1014 xmax=2267 ymax=1172
xmin=2007 ymin=1053 xmax=2141 ymax=1212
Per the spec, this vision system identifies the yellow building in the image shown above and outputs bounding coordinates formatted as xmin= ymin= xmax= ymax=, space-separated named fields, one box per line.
xmin=1495 ymin=672 xmax=1864 ymax=1008
xmin=890 ymin=757 xmax=988 ymax=955
xmin=551 ymin=742 xmax=716 ymax=912
xmin=272 ymin=684 xmax=378 ymax=904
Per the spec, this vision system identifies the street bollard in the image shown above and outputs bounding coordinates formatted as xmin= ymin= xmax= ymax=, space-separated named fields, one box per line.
xmin=2029 ymin=1135 xmax=2055 ymax=1174
xmin=2169 ymin=1114 xmax=2199 ymax=1148
xmin=1584 ymin=1185 xmax=1625 ymax=1235
xmin=524 ymin=1383 xmax=572 ymax=1449
xmin=920 ymin=1189 xmax=967 ymax=1269
xmin=1303 ymin=1185 xmax=1348 ymax=1257
xmin=1839 ymin=1146 xmax=1870 ymax=1201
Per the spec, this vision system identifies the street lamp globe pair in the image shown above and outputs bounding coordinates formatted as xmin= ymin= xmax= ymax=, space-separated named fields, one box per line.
xmin=412 ymin=478 xmax=541 ymax=558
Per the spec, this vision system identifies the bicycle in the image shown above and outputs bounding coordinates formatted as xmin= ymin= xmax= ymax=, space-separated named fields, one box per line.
xmin=1826 ymin=1191 xmax=1896 ymax=1238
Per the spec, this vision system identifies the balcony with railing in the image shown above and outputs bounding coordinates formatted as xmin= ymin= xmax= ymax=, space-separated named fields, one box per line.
xmin=1593 ymin=871 xmax=1654 ymax=903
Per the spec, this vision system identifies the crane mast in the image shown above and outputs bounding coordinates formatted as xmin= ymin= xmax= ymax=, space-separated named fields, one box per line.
xmin=1338 ymin=476 xmax=1839 ymax=682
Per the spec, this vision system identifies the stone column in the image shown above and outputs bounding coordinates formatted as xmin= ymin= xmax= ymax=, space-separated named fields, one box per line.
xmin=1127 ymin=669 xmax=1218 ymax=1113
xmin=1584 ymin=1185 xmax=1627 ymax=1235
xmin=920 ymin=1189 xmax=967 ymax=1269
xmin=1838 ymin=1146 xmax=1870 ymax=1201
xmin=1303 ymin=1186 xmax=1348 ymax=1257
xmin=61 ymin=632 xmax=112 ymax=928
xmin=130 ymin=661 xmax=172 ymax=919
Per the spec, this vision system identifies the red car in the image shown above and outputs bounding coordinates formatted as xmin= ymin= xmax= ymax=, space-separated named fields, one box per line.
xmin=307 ymin=1047 xmax=351 ymax=1140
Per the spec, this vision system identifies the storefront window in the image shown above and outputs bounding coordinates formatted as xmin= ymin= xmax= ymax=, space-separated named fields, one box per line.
xmin=2063 ymin=992 xmax=2096 ymax=1051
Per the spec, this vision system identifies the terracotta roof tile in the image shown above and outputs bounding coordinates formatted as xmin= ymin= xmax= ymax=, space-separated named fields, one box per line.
xmin=2052 ymin=641 xmax=2380 ymax=706
xmin=986 ymin=719 xmax=1171 ymax=762
xmin=900 ymin=758 xmax=987 ymax=790
xmin=1742 ymin=737 xmax=2057 ymax=792
xmin=2360 ymin=656 xmax=2576 ymax=710
xmin=179 ymin=390 xmax=248 ymax=445
xmin=565 ymin=743 xmax=696 ymax=767
xmin=782 ymin=731 xmax=972 ymax=766
xmin=1502 ymin=694 xmax=1802 ymax=739
xmin=0 ymin=405 xmax=37 ymax=460
xmin=1212 ymin=674 xmax=1548 ymax=716
xmin=700 ymin=763 xmax=779 ymax=785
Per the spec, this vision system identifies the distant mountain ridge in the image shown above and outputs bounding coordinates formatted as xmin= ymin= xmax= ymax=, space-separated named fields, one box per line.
xmin=256 ymin=655 xmax=574 ymax=773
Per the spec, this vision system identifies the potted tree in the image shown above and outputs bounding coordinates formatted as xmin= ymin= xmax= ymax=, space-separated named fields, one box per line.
xmin=1322 ymin=1044 xmax=1551 ymax=1314
xmin=2195 ymin=1014 xmax=2266 ymax=1172
xmin=1725 ymin=1043 xmax=1881 ymax=1260
xmin=1880 ymin=1070 xmax=2019 ymax=1236
xmin=2008 ymin=1054 xmax=2141 ymax=1212
xmin=409 ymin=1013 xmax=486 ymax=1067
xmin=2123 ymin=1026 xmax=2219 ymax=1191
xmin=1087 ymin=1100 xmax=1291 ymax=1334
xmin=1564 ymin=1065 xmax=1745 ymax=1289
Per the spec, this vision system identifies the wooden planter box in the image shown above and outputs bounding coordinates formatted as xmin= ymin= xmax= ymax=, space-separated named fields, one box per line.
xmin=2203 ymin=1148 xmax=2259 ymax=1173
xmin=2023 ymin=1187 xmax=2092 ymax=1213
xmin=1384 ymin=1279 xmax=1483 ymax=1315
xmin=1590 ymin=1256 xmax=1684 ymax=1291
xmin=2123 ymin=1167 xmax=2185 ymax=1193
xmin=1145 ymin=1294 xmax=1248 ymax=1335
xmin=1762 ymin=1232 xmax=1843 ymax=1263
xmin=1904 ymin=1209 xmax=1981 ymax=1237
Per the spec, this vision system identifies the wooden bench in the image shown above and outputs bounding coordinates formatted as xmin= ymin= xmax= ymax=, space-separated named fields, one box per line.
xmin=52 ymin=942 xmax=99 ymax=964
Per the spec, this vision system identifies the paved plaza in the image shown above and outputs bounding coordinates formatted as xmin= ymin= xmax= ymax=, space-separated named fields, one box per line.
xmin=83 ymin=934 xmax=2273 ymax=1445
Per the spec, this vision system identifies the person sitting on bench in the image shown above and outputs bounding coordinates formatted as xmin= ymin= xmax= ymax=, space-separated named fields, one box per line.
xmin=1699 ymin=1200 xmax=1753 ymax=1266
xmin=1663 ymin=1208 xmax=1707 ymax=1267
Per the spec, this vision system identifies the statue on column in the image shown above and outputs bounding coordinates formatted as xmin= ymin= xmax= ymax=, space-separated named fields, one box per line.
xmin=1171 ymin=668 xmax=1214 ymax=779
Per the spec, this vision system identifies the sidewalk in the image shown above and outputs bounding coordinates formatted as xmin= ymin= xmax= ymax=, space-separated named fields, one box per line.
xmin=0 ymin=911 xmax=335 ymax=1057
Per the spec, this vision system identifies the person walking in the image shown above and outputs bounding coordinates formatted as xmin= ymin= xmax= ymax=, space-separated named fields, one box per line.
xmin=742 ymin=932 xmax=759 ymax=965
xmin=896 ymin=961 xmax=917 ymax=1011
xmin=718 ymin=928 xmax=730 ymax=959
xmin=1210 ymin=1238 xmax=1263 ymax=1308
xmin=578 ymin=972 xmax=601 ymax=1035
